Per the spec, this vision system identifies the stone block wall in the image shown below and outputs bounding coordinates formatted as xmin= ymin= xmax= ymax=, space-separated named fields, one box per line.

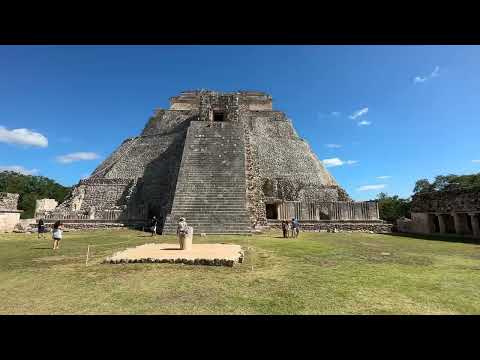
xmin=0 ymin=192 xmax=21 ymax=232
xmin=35 ymin=199 xmax=58 ymax=215
xmin=0 ymin=211 xmax=21 ymax=232
xmin=246 ymin=112 xmax=341 ymax=203
xmin=0 ymin=192 xmax=19 ymax=210
xmin=411 ymin=188 xmax=480 ymax=213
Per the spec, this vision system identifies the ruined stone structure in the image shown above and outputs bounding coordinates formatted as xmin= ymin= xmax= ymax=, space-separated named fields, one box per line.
xmin=398 ymin=188 xmax=480 ymax=238
xmin=0 ymin=193 xmax=22 ymax=232
xmin=35 ymin=199 xmax=58 ymax=217
xmin=40 ymin=90 xmax=385 ymax=233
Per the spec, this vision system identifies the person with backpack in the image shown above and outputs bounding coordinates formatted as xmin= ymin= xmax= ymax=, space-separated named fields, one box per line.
xmin=52 ymin=221 xmax=63 ymax=250
xmin=150 ymin=216 xmax=158 ymax=236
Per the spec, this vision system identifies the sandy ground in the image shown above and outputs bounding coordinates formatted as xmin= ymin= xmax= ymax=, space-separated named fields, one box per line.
xmin=105 ymin=243 xmax=244 ymax=266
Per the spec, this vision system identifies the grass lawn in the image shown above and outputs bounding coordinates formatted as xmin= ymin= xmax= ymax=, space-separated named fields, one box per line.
xmin=1 ymin=229 xmax=479 ymax=314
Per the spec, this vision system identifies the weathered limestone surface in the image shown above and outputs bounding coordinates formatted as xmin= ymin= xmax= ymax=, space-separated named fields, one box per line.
xmin=0 ymin=193 xmax=22 ymax=232
xmin=399 ymin=189 xmax=480 ymax=238
xmin=35 ymin=199 xmax=58 ymax=215
xmin=50 ymin=90 xmax=375 ymax=233
xmin=268 ymin=220 xmax=391 ymax=233
xmin=0 ymin=193 xmax=19 ymax=210
xmin=411 ymin=189 xmax=480 ymax=213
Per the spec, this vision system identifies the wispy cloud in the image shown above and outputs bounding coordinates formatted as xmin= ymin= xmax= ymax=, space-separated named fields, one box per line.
xmin=472 ymin=160 xmax=480 ymax=163
xmin=0 ymin=165 xmax=39 ymax=175
xmin=56 ymin=152 xmax=100 ymax=164
xmin=413 ymin=76 xmax=427 ymax=84
xmin=322 ymin=158 xmax=358 ymax=168
xmin=413 ymin=66 xmax=440 ymax=84
xmin=325 ymin=144 xmax=342 ymax=148
xmin=358 ymin=120 xmax=371 ymax=126
xmin=349 ymin=107 xmax=369 ymax=120
xmin=376 ymin=176 xmax=392 ymax=179
xmin=318 ymin=111 xmax=341 ymax=119
xmin=0 ymin=126 xmax=48 ymax=147
xmin=357 ymin=184 xmax=386 ymax=191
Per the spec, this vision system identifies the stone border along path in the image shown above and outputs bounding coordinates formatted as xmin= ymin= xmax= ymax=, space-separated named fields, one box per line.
xmin=104 ymin=243 xmax=244 ymax=267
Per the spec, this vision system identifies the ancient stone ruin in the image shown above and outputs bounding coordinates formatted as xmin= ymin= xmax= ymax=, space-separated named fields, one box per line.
xmin=398 ymin=188 xmax=480 ymax=238
xmin=39 ymin=90 xmax=388 ymax=233
xmin=0 ymin=193 xmax=22 ymax=232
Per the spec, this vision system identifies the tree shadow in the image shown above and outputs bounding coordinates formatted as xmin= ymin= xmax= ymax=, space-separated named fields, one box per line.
xmin=31 ymin=247 xmax=52 ymax=250
xmin=385 ymin=232 xmax=480 ymax=245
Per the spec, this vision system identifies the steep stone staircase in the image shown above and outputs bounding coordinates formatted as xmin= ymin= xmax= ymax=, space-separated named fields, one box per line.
xmin=163 ymin=121 xmax=251 ymax=234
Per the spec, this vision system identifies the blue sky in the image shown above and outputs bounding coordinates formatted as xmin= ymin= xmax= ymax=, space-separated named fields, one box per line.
xmin=1 ymin=45 xmax=479 ymax=200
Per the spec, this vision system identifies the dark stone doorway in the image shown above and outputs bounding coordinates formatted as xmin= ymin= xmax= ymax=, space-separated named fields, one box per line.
xmin=213 ymin=112 xmax=225 ymax=122
xmin=266 ymin=204 xmax=278 ymax=220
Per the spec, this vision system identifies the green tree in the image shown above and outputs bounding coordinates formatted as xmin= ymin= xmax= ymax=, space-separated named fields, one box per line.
xmin=0 ymin=171 xmax=71 ymax=218
xmin=413 ymin=179 xmax=433 ymax=194
xmin=376 ymin=192 xmax=411 ymax=222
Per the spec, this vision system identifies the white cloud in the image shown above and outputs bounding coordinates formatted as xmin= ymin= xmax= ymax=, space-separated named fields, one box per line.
xmin=376 ymin=176 xmax=392 ymax=179
xmin=357 ymin=184 xmax=387 ymax=192
xmin=0 ymin=126 xmax=48 ymax=147
xmin=325 ymin=144 xmax=342 ymax=148
xmin=349 ymin=107 xmax=369 ymax=120
xmin=0 ymin=165 xmax=39 ymax=175
xmin=413 ymin=66 xmax=440 ymax=84
xmin=472 ymin=160 xmax=480 ymax=163
xmin=56 ymin=152 xmax=100 ymax=164
xmin=322 ymin=158 xmax=358 ymax=168
xmin=413 ymin=76 xmax=427 ymax=83
xmin=358 ymin=120 xmax=371 ymax=126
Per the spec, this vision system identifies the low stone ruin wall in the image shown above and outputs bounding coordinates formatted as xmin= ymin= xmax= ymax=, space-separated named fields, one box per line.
xmin=268 ymin=220 xmax=392 ymax=233
xmin=0 ymin=192 xmax=22 ymax=232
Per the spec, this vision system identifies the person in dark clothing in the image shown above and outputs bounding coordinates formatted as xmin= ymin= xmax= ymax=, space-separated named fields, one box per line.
xmin=281 ymin=220 xmax=288 ymax=238
xmin=37 ymin=219 xmax=46 ymax=239
xmin=150 ymin=216 xmax=158 ymax=236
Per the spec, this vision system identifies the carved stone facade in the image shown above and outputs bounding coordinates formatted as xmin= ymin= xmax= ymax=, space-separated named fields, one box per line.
xmin=0 ymin=192 xmax=22 ymax=232
xmin=43 ymin=90 xmax=382 ymax=233
xmin=398 ymin=188 xmax=480 ymax=238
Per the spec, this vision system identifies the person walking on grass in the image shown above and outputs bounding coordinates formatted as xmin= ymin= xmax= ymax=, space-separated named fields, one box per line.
xmin=52 ymin=221 xmax=62 ymax=250
xmin=37 ymin=218 xmax=46 ymax=239
xmin=150 ymin=216 xmax=158 ymax=236
xmin=281 ymin=220 xmax=288 ymax=238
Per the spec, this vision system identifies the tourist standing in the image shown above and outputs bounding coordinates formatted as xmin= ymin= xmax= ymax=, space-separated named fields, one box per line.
xmin=281 ymin=220 xmax=288 ymax=238
xmin=290 ymin=218 xmax=296 ymax=238
xmin=293 ymin=218 xmax=300 ymax=238
xmin=150 ymin=216 xmax=158 ymax=236
xmin=177 ymin=217 xmax=189 ymax=249
xmin=52 ymin=221 xmax=62 ymax=250
xmin=37 ymin=218 xmax=46 ymax=239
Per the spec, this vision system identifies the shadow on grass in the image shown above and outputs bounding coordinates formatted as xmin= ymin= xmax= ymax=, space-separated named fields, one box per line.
xmin=31 ymin=247 xmax=53 ymax=250
xmin=386 ymin=232 xmax=480 ymax=245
